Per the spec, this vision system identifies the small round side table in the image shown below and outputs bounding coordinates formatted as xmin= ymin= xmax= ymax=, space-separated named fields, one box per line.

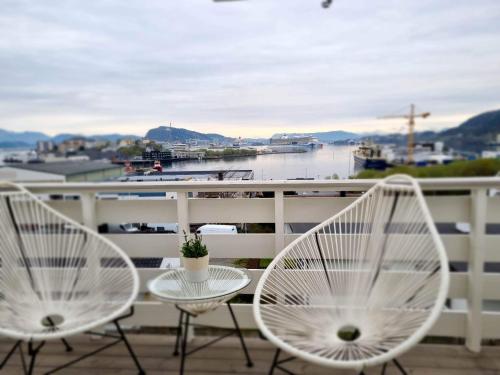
xmin=148 ymin=265 xmax=253 ymax=375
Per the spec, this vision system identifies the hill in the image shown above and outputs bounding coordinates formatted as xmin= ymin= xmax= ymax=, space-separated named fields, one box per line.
xmin=0 ymin=129 xmax=141 ymax=148
xmin=51 ymin=133 xmax=140 ymax=143
xmin=438 ymin=109 xmax=500 ymax=151
xmin=145 ymin=126 xmax=232 ymax=143
xmin=0 ymin=129 xmax=50 ymax=146
xmin=363 ymin=109 xmax=500 ymax=152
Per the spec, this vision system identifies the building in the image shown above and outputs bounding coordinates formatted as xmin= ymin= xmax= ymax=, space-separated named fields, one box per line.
xmin=142 ymin=150 xmax=173 ymax=161
xmin=9 ymin=161 xmax=123 ymax=182
xmin=58 ymin=137 xmax=87 ymax=153
xmin=0 ymin=166 xmax=65 ymax=182
xmin=36 ymin=140 xmax=54 ymax=153
xmin=171 ymin=150 xmax=205 ymax=159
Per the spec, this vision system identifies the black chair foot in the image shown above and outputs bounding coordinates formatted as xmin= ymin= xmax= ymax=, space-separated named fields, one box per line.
xmin=173 ymin=351 xmax=179 ymax=356
xmin=247 ymin=361 xmax=254 ymax=367
xmin=61 ymin=339 xmax=73 ymax=352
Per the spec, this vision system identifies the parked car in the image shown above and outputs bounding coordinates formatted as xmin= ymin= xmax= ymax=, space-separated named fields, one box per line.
xmin=196 ymin=224 xmax=238 ymax=234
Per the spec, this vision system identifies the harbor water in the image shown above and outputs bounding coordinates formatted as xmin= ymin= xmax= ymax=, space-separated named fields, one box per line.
xmin=0 ymin=144 xmax=356 ymax=180
xmin=167 ymin=145 xmax=355 ymax=180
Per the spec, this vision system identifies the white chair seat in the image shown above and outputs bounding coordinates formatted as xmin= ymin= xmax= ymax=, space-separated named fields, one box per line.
xmin=254 ymin=175 xmax=449 ymax=371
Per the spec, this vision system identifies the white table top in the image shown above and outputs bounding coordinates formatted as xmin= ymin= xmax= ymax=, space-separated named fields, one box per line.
xmin=147 ymin=265 xmax=251 ymax=304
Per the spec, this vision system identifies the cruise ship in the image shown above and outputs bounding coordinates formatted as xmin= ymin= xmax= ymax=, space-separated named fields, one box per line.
xmin=269 ymin=133 xmax=321 ymax=151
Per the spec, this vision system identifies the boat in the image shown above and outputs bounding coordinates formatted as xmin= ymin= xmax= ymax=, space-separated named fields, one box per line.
xmin=352 ymin=142 xmax=393 ymax=170
xmin=353 ymin=141 xmax=457 ymax=170
xmin=269 ymin=133 xmax=321 ymax=150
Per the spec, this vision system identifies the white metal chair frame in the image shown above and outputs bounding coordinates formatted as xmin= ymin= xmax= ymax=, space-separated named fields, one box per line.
xmin=253 ymin=175 xmax=450 ymax=374
xmin=0 ymin=182 xmax=145 ymax=374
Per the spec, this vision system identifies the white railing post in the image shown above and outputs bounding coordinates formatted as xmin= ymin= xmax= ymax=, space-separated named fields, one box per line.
xmin=176 ymin=190 xmax=195 ymax=340
xmin=466 ymin=188 xmax=487 ymax=352
xmin=81 ymin=192 xmax=97 ymax=230
xmin=177 ymin=191 xmax=190 ymax=251
xmin=274 ymin=190 xmax=285 ymax=255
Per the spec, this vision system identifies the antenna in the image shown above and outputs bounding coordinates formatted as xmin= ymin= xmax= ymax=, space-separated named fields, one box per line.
xmin=378 ymin=104 xmax=430 ymax=164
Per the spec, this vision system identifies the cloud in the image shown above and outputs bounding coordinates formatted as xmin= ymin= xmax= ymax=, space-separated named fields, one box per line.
xmin=0 ymin=0 xmax=499 ymax=137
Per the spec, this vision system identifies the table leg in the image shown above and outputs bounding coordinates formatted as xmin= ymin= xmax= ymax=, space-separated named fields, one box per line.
xmin=227 ymin=302 xmax=253 ymax=367
xmin=173 ymin=310 xmax=184 ymax=356
xmin=180 ymin=312 xmax=190 ymax=375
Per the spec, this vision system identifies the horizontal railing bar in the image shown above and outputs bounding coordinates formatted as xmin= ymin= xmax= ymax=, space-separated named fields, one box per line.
xmin=21 ymin=177 xmax=500 ymax=194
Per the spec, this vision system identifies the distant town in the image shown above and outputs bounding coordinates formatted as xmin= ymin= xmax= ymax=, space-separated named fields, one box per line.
xmin=0 ymin=108 xmax=499 ymax=183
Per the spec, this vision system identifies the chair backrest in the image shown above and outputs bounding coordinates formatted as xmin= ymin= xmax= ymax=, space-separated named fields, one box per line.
xmin=0 ymin=182 xmax=138 ymax=340
xmin=253 ymin=174 xmax=449 ymax=369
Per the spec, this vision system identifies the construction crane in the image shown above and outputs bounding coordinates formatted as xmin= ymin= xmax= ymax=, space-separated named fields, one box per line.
xmin=213 ymin=0 xmax=334 ymax=9
xmin=379 ymin=104 xmax=431 ymax=164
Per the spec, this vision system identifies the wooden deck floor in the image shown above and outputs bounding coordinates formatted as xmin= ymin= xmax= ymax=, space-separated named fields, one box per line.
xmin=1 ymin=334 xmax=499 ymax=375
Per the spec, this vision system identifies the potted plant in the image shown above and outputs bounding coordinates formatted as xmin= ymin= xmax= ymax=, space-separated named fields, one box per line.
xmin=181 ymin=231 xmax=209 ymax=282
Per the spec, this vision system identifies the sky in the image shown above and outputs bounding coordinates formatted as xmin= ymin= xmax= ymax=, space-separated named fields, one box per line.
xmin=0 ymin=0 xmax=499 ymax=138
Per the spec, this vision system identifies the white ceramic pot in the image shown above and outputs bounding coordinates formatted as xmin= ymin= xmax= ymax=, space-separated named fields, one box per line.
xmin=182 ymin=254 xmax=209 ymax=282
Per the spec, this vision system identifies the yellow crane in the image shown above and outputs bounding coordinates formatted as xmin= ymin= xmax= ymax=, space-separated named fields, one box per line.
xmin=379 ymin=104 xmax=431 ymax=164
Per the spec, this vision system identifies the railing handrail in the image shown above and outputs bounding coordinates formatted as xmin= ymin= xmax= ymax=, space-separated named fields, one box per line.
xmin=21 ymin=176 xmax=500 ymax=193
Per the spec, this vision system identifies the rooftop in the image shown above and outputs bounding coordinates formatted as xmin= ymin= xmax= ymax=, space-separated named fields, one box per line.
xmin=11 ymin=161 xmax=121 ymax=177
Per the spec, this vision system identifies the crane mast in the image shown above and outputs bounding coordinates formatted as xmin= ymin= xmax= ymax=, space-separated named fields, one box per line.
xmin=379 ymin=104 xmax=430 ymax=164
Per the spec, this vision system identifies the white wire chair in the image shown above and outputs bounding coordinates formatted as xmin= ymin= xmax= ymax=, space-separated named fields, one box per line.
xmin=253 ymin=175 xmax=449 ymax=374
xmin=0 ymin=182 xmax=144 ymax=374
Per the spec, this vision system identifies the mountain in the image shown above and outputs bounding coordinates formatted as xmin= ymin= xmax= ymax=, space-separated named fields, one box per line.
xmin=437 ymin=110 xmax=500 ymax=151
xmin=362 ymin=109 xmax=500 ymax=152
xmin=310 ymin=130 xmax=360 ymax=142
xmin=0 ymin=129 xmax=141 ymax=148
xmin=51 ymin=133 xmax=140 ymax=143
xmin=145 ymin=126 xmax=232 ymax=143
xmin=0 ymin=129 xmax=50 ymax=145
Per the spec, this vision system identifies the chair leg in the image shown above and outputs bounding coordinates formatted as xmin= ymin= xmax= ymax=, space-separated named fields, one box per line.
xmin=381 ymin=362 xmax=388 ymax=374
xmin=60 ymin=338 xmax=73 ymax=352
xmin=227 ymin=302 xmax=253 ymax=367
xmin=393 ymin=359 xmax=408 ymax=375
xmin=0 ymin=340 xmax=22 ymax=369
xmin=180 ymin=312 xmax=190 ymax=375
xmin=113 ymin=320 xmax=146 ymax=375
xmin=173 ymin=310 xmax=184 ymax=356
xmin=269 ymin=348 xmax=281 ymax=375
xmin=27 ymin=341 xmax=45 ymax=375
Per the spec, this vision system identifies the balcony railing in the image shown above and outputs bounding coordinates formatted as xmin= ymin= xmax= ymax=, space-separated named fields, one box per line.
xmin=22 ymin=177 xmax=500 ymax=353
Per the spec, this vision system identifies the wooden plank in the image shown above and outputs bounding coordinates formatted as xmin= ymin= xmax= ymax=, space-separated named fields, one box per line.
xmin=482 ymin=274 xmax=500 ymax=300
xmin=426 ymin=196 xmax=470 ymax=223
xmin=484 ymin=235 xmax=500 ymax=262
xmin=284 ymin=197 xmax=356 ymax=222
xmin=284 ymin=234 xmax=469 ymax=262
xmin=481 ymin=312 xmax=500 ymax=338
xmin=96 ymin=200 xmax=177 ymax=223
xmin=104 ymin=234 xmax=178 ymax=257
xmin=104 ymin=234 xmax=275 ymax=259
xmin=449 ymin=273 xmax=467 ymax=298
xmin=46 ymin=201 xmax=82 ymax=222
xmin=486 ymin=196 xmax=500 ymax=222
xmin=428 ymin=310 xmax=467 ymax=337
xmin=190 ymin=198 xmax=274 ymax=223
xmin=198 ymin=234 xmax=275 ymax=258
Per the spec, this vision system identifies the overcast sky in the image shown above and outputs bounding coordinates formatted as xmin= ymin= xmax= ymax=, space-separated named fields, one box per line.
xmin=0 ymin=0 xmax=499 ymax=138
